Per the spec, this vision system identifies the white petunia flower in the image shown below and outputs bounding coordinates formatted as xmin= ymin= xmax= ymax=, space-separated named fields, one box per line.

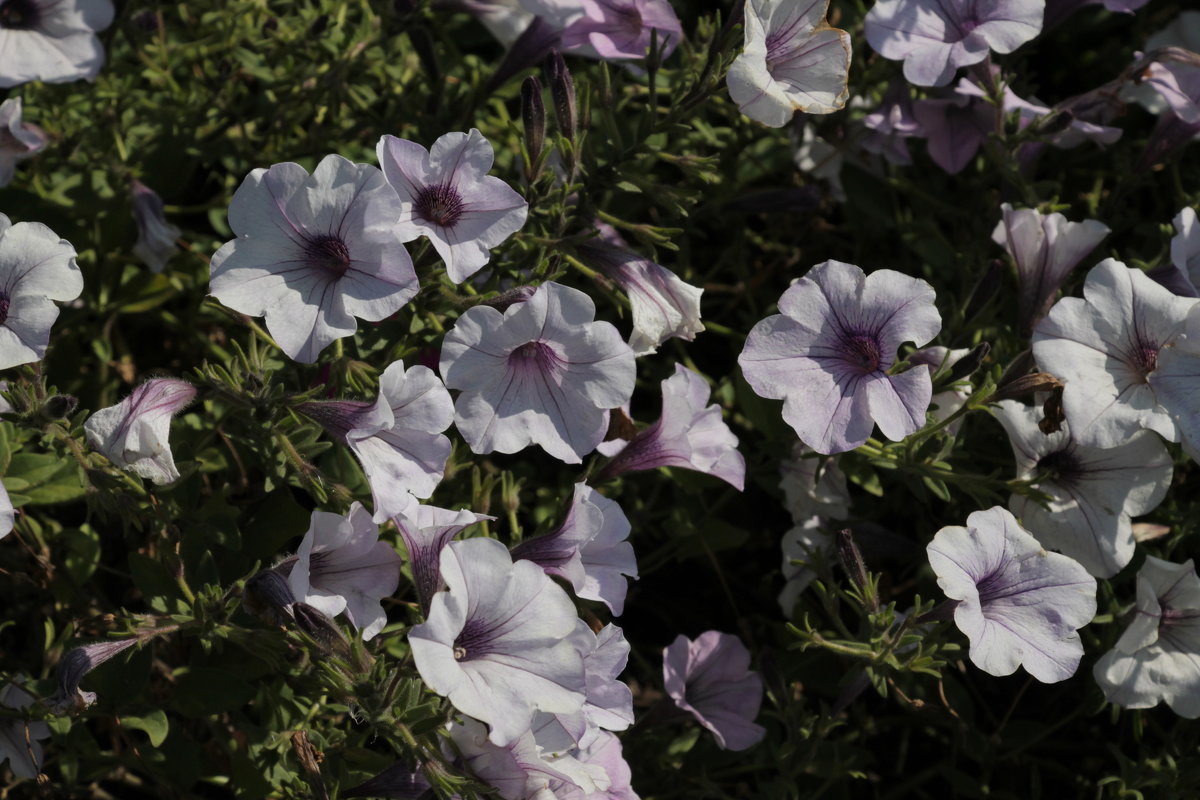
xmin=0 ymin=213 xmax=83 ymax=369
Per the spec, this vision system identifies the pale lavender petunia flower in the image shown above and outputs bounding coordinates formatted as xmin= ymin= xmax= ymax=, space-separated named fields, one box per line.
xmin=440 ymin=281 xmax=636 ymax=463
xmin=209 ymin=154 xmax=418 ymax=363
xmin=558 ymin=0 xmax=682 ymax=61
xmin=51 ymin=636 xmax=142 ymax=711
xmin=1093 ymin=556 xmax=1200 ymax=718
xmin=0 ymin=683 xmax=49 ymax=780
xmin=991 ymin=203 xmax=1110 ymax=333
xmin=576 ymin=221 xmax=703 ymax=356
xmin=299 ymin=360 xmax=455 ymax=522
xmin=0 ymin=213 xmax=83 ymax=369
xmin=663 ymin=631 xmax=766 ymax=751
xmin=993 ymin=400 xmax=1171 ymax=578
xmin=409 ymin=537 xmax=586 ymax=746
xmin=566 ymin=730 xmax=638 ymax=800
xmin=512 ymin=482 xmax=637 ymax=615
xmin=779 ymin=442 xmax=851 ymax=522
xmin=779 ymin=516 xmax=833 ymax=614
xmin=911 ymin=93 xmax=993 ymax=174
xmin=542 ymin=620 xmax=636 ymax=747
xmin=0 ymin=98 xmax=47 ymax=187
xmin=861 ymin=85 xmax=923 ymax=165
xmin=909 ymin=345 xmax=972 ymax=432
xmin=1148 ymin=306 xmax=1200 ymax=458
xmin=1164 ymin=207 xmax=1200 ymax=296
xmin=0 ymin=0 xmax=114 ymax=88
xmin=392 ymin=502 xmax=492 ymax=614
xmin=927 ymin=506 xmax=1097 ymax=682
xmin=595 ymin=364 xmax=744 ymax=490
xmin=131 ymin=180 xmax=181 ymax=274
xmin=377 ymin=129 xmax=528 ymax=284
xmin=955 ymin=76 xmax=1123 ymax=150
xmin=84 ymin=378 xmax=197 ymax=485
xmin=739 ymin=260 xmax=942 ymax=455
xmin=1033 ymin=259 xmax=1198 ymax=448
xmin=726 ymin=0 xmax=852 ymax=127
xmin=864 ymin=0 xmax=1043 ymax=87
xmin=284 ymin=502 xmax=401 ymax=641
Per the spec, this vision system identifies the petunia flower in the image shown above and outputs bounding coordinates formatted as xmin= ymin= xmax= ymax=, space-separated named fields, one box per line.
xmin=926 ymin=506 xmax=1097 ymax=682
xmin=408 ymin=537 xmax=586 ymax=746
xmin=558 ymin=0 xmax=683 ymax=61
xmin=0 ymin=0 xmax=114 ymax=88
xmin=298 ymin=360 xmax=455 ymax=523
xmin=955 ymin=76 xmax=1123 ymax=150
xmin=377 ymin=129 xmax=528 ymax=284
xmin=1093 ymin=556 xmax=1200 ymax=718
xmin=993 ymin=400 xmax=1172 ymax=578
xmin=131 ymin=180 xmax=181 ymax=274
xmin=0 ymin=213 xmax=83 ymax=369
xmin=1162 ymin=207 xmax=1200 ymax=296
xmin=726 ymin=0 xmax=852 ymax=127
xmin=662 ymin=631 xmax=766 ymax=751
xmin=864 ymin=0 xmax=1043 ymax=87
xmin=284 ymin=502 xmax=401 ymax=641
xmin=0 ymin=683 xmax=49 ymax=780
xmin=576 ymin=221 xmax=703 ymax=356
xmin=392 ymin=502 xmax=493 ymax=614
xmin=51 ymin=637 xmax=142 ymax=711
xmin=738 ymin=259 xmax=942 ymax=455
xmin=511 ymin=482 xmax=637 ymax=615
xmin=1032 ymin=259 xmax=1197 ymax=448
xmin=779 ymin=443 xmax=851 ymax=522
xmin=84 ymin=378 xmax=197 ymax=485
xmin=911 ymin=93 xmax=993 ymax=174
xmin=440 ymin=281 xmax=636 ymax=463
xmin=991 ymin=203 xmax=1111 ymax=333
xmin=594 ymin=364 xmax=745 ymax=490
xmin=861 ymin=84 xmax=923 ymax=165
xmin=540 ymin=620 xmax=636 ymax=747
xmin=779 ymin=516 xmax=832 ymax=615
xmin=0 ymin=98 xmax=47 ymax=187
xmin=209 ymin=154 xmax=418 ymax=363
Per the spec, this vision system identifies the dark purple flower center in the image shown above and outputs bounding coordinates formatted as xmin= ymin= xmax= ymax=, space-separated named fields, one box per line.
xmin=304 ymin=234 xmax=352 ymax=278
xmin=1131 ymin=342 xmax=1160 ymax=379
xmin=0 ymin=292 xmax=10 ymax=326
xmin=414 ymin=183 xmax=465 ymax=228
xmin=841 ymin=333 xmax=883 ymax=374
xmin=508 ymin=340 xmax=564 ymax=376
xmin=453 ymin=617 xmax=499 ymax=661
xmin=0 ymin=0 xmax=40 ymax=30
xmin=1035 ymin=448 xmax=1081 ymax=484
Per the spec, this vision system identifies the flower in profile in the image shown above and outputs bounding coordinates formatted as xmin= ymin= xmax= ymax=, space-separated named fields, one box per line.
xmin=377 ymin=129 xmax=528 ymax=284
xmin=663 ymin=631 xmax=766 ymax=751
xmin=738 ymin=260 xmax=942 ymax=454
xmin=84 ymin=378 xmax=197 ymax=485
xmin=284 ymin=502 xmax=401 ymax=641
xmin=991 ymin=204 xmax=1110 ymax=333
xmin=1093 ymin=556 xmax=1200 ymax=718
xmin=0 ymin=213 xmax=83 ymax=369
xmin=911 ymin=93 xmax=993 ymax=174
xmin=861 ymin=85 xmax=923 ymax=165
xmin=51 ymin=636 xmax=142 ymax=711
xmin=927 ymin=507 xmax=1097 ymax=682
xmin=0 ymin=0 xmax=114 ymax=88
xmin=726 ymin=0 xmax=851 ymax=127
xmin=0 ymin=683 xmax=49 ymax=780
xmin=1032 ymin=259 xmax=1197 ymax=448
xmin=392 ymin=502 xmax=493 ymax=614
xmin=299 ymin=360 xmax=455 ymax=523
xmin=864 ymin=0 xmax=1043 ymax=87
xmin=131 ymin=180 xmax=181 ymax=274
xmin=595 ymin=364 xmax=745 ymax=490
xmin=209 ymin=155 xmax=418 ymax=363
xmin=0 ymin=98 xmax=46 ymax=187
xmin=408 ymin=537 xmax=586 ymax=746
xmin=440 ymin=281 xmax=636 ymax=463
xmin=511 ymin=483 xmax=637 ymax=615
xmin=576 ymin=221 xmax=703 ymax=356
xmin=558 ymin=0 xmax=683 ymax=61
xmin=993 ymin=400 xmax=1172 ymax=578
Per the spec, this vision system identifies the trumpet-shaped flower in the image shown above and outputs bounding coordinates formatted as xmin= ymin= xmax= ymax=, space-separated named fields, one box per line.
xmin=131 ymin=180 xmax=181 ymax=274
xmin=0 ymin=0 xmax=114 ymax=88
xmin=861 ymin=85 xmax=923 ymax=165
xmin=726 ymin=0 xmax=852 ymax=127
xmin=595 ymin=364 xmax=744 ymax=490
xmin=299 ymin=360 xmax=455 ymax=522
xmin=927 ymin=507 xmax=1097 ymax=682
xmin=992 ymin=204 xmax=1110 ymax=333
xmin=409 ymin=537 xmax=586 ymax=746
xmin=285 ymin=502 xmax=401 ymax=641
xmin=541 ymin=621 xmax=636 ymax=747
xmin=0 ymin=98 xmax=46 ymax=187
xmin=993 ymin=400 xmax=1172 ymax=578
xmin=559 ymin=0 xmax=683 ymax=61
xmin=209 ymin=155 xmax=418 ymax=363
xmin=84 ymin=378 xmax=197 ymax=485
xmin=0 ymin=213 xmax=83 ymax=369
xmin=576 ymin=221 xmax=703 ymax=356
xmin=739 ymin=260 xmax=942 ymax=454
xmin=864 ymin=0 xmax=1043 ymax=87
xmin=1093 ymin=557 xmax=1200 ymax=717
xmin=393 ymin=502 xmax=493 ymax=614
xmin=440 ymin=281 xmax=636 ymax=463
xmin=0 ymin=683 xmax=49 ymax=780
xmin=911 ymin=93 xmax=993 ymax=174
xmin=1032 ymin=259 xmax=1197 ymax=448
xmin=663 ymin=631 xmax=766 ymax=751
xmin=377 ymin=129 xmax=528 ymax=284
xmin=512 ymin=483 xmax=637 ymax=615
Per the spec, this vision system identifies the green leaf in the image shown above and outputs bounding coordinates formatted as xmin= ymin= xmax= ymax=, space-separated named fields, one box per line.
xmin=122 ymin=709 xmax=170 ymax=747
xmin=6 ymin=452 xmax=86 ymax=505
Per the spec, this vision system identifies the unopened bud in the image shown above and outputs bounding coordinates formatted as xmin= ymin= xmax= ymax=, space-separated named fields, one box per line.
xmin=293 ymin=602 xmax=352 ymax=661
xmin=989 ymin=371 xmax=1063 ymax=403
xmin=947 ymin=342 xmax=990 ymax=383
xmin=482 ymin=285 xmax=536 ymax=312
xmin=43 ymin=394 xmax=77 ymax=419
xmin=548 ymin=50 xmax=577 ymax=142
xmin=244 ymin=568 xmax=297 ymax=626
xmin=521 ymin=76 xmax=546 ymax=167
xmin=836 ymin=529 xmax=878 ymax=613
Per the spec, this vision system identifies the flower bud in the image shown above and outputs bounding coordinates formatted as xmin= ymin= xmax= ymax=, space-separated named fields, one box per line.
xmin=946 ymin=342 xmax=990 ymax=383
xmin=548 ymin=50 xmax=577 ymax=142
xmin=243 ymin=568 xmax=297 ymax=626
xmin=521 ymin=75 xmax=546 ymax=168
xmin=836 ymin=529 xmax=878 ymax=612
xmin=42 ymin=394 xmax=77 ymax=419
